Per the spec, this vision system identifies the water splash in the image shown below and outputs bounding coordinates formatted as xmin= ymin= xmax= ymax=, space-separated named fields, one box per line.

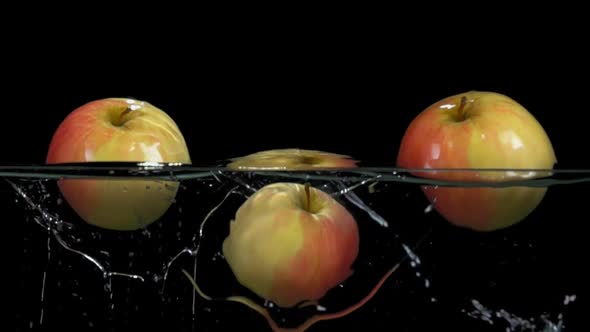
xmin=12 ymin=179 xmax=145 ymax=328
xmin=164 ymin=174 xmax=429 ymax=332
xmin=465 ymin=298 xmax=572 ymax=331
xmin=39 ymin=228 xmax=50 ymax=325
xmin=12 ymin=166 xmax=580 ymax=331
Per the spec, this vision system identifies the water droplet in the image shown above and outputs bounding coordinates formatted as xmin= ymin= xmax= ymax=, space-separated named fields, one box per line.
xmin=564 ymin=294 xmax=576 ymax=305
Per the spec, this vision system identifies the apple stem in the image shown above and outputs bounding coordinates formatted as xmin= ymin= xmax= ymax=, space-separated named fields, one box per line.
xmin=117 ymin=107 xmax=132 ymax=125
xmin=457 ymin=96 xmax=468 ymax=121
xmin=304 ymin=182 xmax=311 ymax=212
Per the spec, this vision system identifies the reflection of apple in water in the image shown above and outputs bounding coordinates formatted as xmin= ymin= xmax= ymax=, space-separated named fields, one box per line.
xmin=226 ymin=148 xmax=358 ymax=170
xmin=222 ymin=182 xmax=359 ymax=307
xmin=397 ymin=91 xmax=557 ymax=231
xmin=46 ymin=98 xmax=191 ymax=231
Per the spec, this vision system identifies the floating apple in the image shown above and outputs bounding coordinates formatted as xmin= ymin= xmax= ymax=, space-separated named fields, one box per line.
xmin=226 ymin=148 xmax=358 ymax=170
xmin=397 ymin=91 xmax=556 ymax=231
xmin=222 ymin=182 xmax=359 ymax=307
xmin=46 ymin=98 xmax=191 ymax=231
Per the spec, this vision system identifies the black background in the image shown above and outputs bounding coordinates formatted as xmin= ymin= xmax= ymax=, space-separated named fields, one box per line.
xmin=9 ymin=20 xmax=589 ymax=332
xmin=3 ymin=30 xmax=590 ymax=168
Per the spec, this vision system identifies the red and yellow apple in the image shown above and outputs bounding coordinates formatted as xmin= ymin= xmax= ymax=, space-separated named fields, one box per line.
xmin=46 ymin=98 xmax=191 ymax=231
xmin=222 ymin=182 xmax=359 ymax=307
xmin=397 ymin=91 xmax=556 ymax=231
xmin=226 ymin=148 xmax=358 ymax=170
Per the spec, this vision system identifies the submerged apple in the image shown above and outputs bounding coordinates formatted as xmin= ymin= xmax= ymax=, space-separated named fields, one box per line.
xmin=46 ymin=98 xmax=191 ymax=231
xmin=226 ymin=148 xmax=358 ymax=170
xmin=222 ymin=182 xmax=359 ymax=307
xmin=397 ymin=91 xmax=556 ymax=231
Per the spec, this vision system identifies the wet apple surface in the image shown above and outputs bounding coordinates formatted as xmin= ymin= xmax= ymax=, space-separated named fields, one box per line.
xmin=227 ymin=149 xmax=358 ymax=170
xmin=222 ymin=182 xmax=359 ymax=307
xmin=397 ymin=91 xmax=556 ymax=231
xmin=46 ymin=98 xmax=191 ymax=231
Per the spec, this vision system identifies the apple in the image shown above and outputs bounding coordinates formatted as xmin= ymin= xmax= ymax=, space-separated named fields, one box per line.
xmin=222 ymin=182 xmax=359 ymax=307
xmin=46 ymin=98 xmax=191 ymax=231
xmin=397 ymin=91 xmax=556 ymax=231
xmin=226 ymin=148 xmax=358 ymax=170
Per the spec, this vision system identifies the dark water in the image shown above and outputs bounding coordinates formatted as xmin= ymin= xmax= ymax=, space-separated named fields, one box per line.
xmin=11 ymin=163 xmax=585 ymax=331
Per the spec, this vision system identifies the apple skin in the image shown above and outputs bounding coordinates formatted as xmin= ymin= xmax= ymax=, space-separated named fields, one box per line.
xmin=46 ymin=98 xmax=191 ymax=231
xmin=226 ymin=148 xmax=358 ymax=170
xmin=222 ymin=182 xmax=359 ymax=307
xmin=397 ymin=91 xmax=557 ymax=231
